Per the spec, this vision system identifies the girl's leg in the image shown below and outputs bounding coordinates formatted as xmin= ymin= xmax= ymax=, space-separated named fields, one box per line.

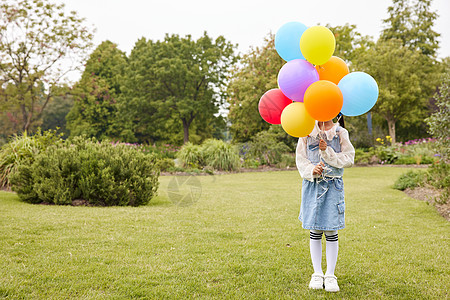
xmin=324 ymin=230 xmax=339 ymax=276
xmin=310 ymin=230 xmax=324 ymax=275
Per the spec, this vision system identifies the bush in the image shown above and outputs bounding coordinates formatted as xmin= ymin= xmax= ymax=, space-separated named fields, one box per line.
xmin=393 ymin=156 xmax=417 ymax=165
xmin=10 ymin=137 xmax=159 ymax=206
xmin=201 ymin=139 xmax=240 ymax=171
xmin=177 ymin=139 xmax=240 ymax=172
xmin=427 ymin=162 xmax=450 ymax=204
xmin=156 ymin=158 xmax=175 ymax=172
xmin=354 ymin=148 xmax=372 ymax=164
xmin=277 ymin=153 xmax=296 ymax=169
xmin=249 ymin=130 xmax=290 ymax=166
xmin=0 ymin=130 xmax=63 ymax=188
xmin=393 ymin=170 xmax=426 ymax=191
xmin=176 ymin=142 xmax=203 ymax=168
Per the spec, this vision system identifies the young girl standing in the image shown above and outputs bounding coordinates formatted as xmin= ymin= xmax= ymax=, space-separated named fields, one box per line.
xmin=296 ymin=115 xmax=355 ymax=292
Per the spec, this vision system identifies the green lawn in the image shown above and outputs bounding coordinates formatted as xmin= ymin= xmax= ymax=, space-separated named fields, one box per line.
xmin=1 ymin=167 xmax=449 ymax=299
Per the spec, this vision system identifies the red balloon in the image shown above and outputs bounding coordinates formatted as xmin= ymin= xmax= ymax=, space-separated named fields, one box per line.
xmin=258 ymin=89 xmax=292 ymax=124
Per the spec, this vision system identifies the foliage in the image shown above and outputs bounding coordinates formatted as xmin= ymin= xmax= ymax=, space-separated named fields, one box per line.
xmin=381 ymin=0 xmax=440 ymax=57
xmin=177 ymin=139 xmax=240 ymax=171
xmin=326 ymin=23 xmax=374 ymax=65
xmin=9 ymin=137 xmax=159 ymax=206
xmin=40 ymin=95 xmax=74 ymax=137
xmin=354 ymin=149 xmax=373 ymax=165
xmin=276 ymin=153 xmax=296 ymax=169
xmin=201 ymin=139 xmax=240 ymax=171
xmin=393 ymin=170 xmax=426 ymax=190
xmin=176 ymin=142 xmax=203 ymax=169
xmin=378 ymin=0 xmax=441 ymax=142
xmin=227 ymin=34 xmax=284 ymax=143
xmin=248 ymin=130 xmax=290 ymax=166
xmin=0 ymin=0 xmax=93 ymax=132
xmin=155 ymin=158 xmax=175 ymax=172
xmin=66 ymin=41 xmax=130 ymax=141
xmin=427 ymin=162 xmax=450 ymax=204
xmin=0 ymin=129 xmax=63 ymax=188
xmin=426 ymin=74 xmax=450 ymax=160
xmin=122 ymin=33 xmax=236 ymax=144
xmin=354 ymin=39 xmax=424 ymax=143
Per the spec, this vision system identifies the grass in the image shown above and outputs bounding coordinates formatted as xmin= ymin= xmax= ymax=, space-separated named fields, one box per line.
xmin=0 ymin=167 xmax=449 ymax=299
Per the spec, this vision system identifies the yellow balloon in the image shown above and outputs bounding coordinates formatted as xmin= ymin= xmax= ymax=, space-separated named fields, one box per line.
xmin=280 ymin=102 xmax=315 ymax=137
xmin=300 ymin=26 xmax=336 ymax=66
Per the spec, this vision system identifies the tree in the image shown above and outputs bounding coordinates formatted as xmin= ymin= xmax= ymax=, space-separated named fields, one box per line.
xmin=66 ymin=41 xmax=130 ymax=140
xmin=355 ymin=39 xmax=423 ymax=143
xmin=122 ymin=33 xmax=236 ymax=144
xmin=379 ymin=0 xmax=441 ymax=141
xmin=227 ymin=34 xmax=285 ymax=143
xmin=381 ymin=0 xmax=439 ymax=57
xmin=0 ymin=0 xmax=93 ymax=132
xmin=426 ymin=74 xmax=450 ymax=159
xmin=40 ymin=94 xmax=73 ymax=136
xmin=327 ymin=23 xmax=374 ymax=66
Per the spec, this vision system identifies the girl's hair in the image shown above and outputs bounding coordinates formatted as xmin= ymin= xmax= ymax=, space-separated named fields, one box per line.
xmin=337 ymin=113 xmax=345 ymax=128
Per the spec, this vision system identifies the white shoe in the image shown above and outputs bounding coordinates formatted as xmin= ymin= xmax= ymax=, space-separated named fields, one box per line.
xmin=324 ymin=275 xmax=340 ymax=292
xmin=309 ymin=273 xmax=324 ymax=290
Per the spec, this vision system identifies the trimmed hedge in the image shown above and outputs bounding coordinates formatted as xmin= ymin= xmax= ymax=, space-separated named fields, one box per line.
xmin=10 ymin=137 xmax=159 ymax=206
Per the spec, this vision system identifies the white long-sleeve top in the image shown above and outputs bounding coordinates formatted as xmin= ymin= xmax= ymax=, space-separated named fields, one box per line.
xmin=296 ymin=121 xmax=355 ymax=182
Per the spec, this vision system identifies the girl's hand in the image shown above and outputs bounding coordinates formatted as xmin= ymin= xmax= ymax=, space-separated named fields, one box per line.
xmin=313 ymin=162 xmax=325 ymax=175
xmin=319 ymin=139 xmax=327 ymax=151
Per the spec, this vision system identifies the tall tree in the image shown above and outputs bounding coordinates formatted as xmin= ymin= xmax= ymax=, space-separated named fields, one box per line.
xmin=355 ymin=39 xmax=422 ymax=143
xmin=122 ymin=33 xmax=236 ymax=144
xmin=327 ymin=23 xmax=374 ymax=66
xmin=380 ymin=0 xmax=442 ymax=141
xmin=0 ymin=0 xmax=93 ymax=132
xmin=381 ymin=0 xmax=440 ymax=57
xmin=227 ymin=34 xmax=284 ymax=143
xmin=66 ymin=41 xmax=129 ymax=140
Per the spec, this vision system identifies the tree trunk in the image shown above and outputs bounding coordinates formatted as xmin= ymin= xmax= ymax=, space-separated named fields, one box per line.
xmin=182 ymin=118 xmax=190 ymax=144
xmin=387 ymin=118 xmax=396 ymax=144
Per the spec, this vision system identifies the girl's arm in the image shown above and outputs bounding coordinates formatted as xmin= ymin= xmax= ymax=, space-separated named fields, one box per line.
xmin=296 ymin=137 xmax=318 ymax=181
xmin=320 ymin=128 xmax=355 ymax=168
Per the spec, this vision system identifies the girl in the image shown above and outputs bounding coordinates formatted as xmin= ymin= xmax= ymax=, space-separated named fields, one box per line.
xmin=296 ymin=114 xmax=355 ymax=292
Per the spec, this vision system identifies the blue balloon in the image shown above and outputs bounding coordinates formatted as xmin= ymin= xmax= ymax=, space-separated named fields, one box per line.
xmin=275 ymin=22 xmax=308 ymax=61
xmin=338 ymin=72 xmax=379 ymax=116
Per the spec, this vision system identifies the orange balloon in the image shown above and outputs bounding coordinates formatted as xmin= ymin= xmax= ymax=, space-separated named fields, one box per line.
xmin=304 ymin=80 xmax=343 ymax=121
xmin=315 ymin=56 xmax=349 ymax=84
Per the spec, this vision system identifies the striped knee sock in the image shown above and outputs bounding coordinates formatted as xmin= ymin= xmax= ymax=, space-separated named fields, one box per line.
xmin=310 ymin=230 xmax=323 ymax=275
xmin=324 ymin=231 xmax=338 ymax=276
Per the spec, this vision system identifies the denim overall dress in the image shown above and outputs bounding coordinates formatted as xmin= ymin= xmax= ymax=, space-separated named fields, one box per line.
xmin=299 ymin=126 xmax=346 ymax=231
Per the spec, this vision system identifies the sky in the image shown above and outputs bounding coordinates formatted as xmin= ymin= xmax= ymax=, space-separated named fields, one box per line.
xmin=62 ymin=0 xmax=450 ymax=79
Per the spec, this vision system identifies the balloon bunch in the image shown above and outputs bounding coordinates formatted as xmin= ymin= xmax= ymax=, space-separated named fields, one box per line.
xmin=258 ymin=22 xmax=379 ymax=137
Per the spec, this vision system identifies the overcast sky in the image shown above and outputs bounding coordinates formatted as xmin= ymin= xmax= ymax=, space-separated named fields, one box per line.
xmin=62 ymin=0 xmax=449 ymax=74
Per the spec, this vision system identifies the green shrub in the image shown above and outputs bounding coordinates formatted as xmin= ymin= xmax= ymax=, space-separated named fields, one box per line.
xmin=156 ymin=158 xmax=175 ymax=171
xmin=10 ymin=137 xmax=159 ymax=206
xmin=201 ymin=139 xmax=240 ymax=171
xmin=374 ymin=145 xmax=400 ymax=164
xmin=354 ymin=148 xmax=372 ymax=164
xmin=393 ymin=156 xmax=418 ymax=165
xmin=242 ymin=158 xmax=260 ymax=169
xmin=176 ymin=142 xmax=203 ymax=168
xmin=393 ymin=170 xmax=426 ymax=191
xmin=277 ymin=153 xmax=296 ymax=169
xmin=427 ymin=162 xmax=450 ymax=204
xmin=0 ymin=130 xmax=63 ymax=188
xmin=249 ymin=131 xmax=290 ymax=165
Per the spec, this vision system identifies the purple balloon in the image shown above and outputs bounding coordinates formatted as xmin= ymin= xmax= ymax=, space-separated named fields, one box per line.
xmin=277 ymin=59 xmax=319 ymax=102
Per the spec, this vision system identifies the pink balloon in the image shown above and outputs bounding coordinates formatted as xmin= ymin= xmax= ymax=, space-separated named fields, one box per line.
xmin=277 ymin=59 xmax=319 ymax=102
xmin=258 ymin=89 xmax=292 ymax=124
